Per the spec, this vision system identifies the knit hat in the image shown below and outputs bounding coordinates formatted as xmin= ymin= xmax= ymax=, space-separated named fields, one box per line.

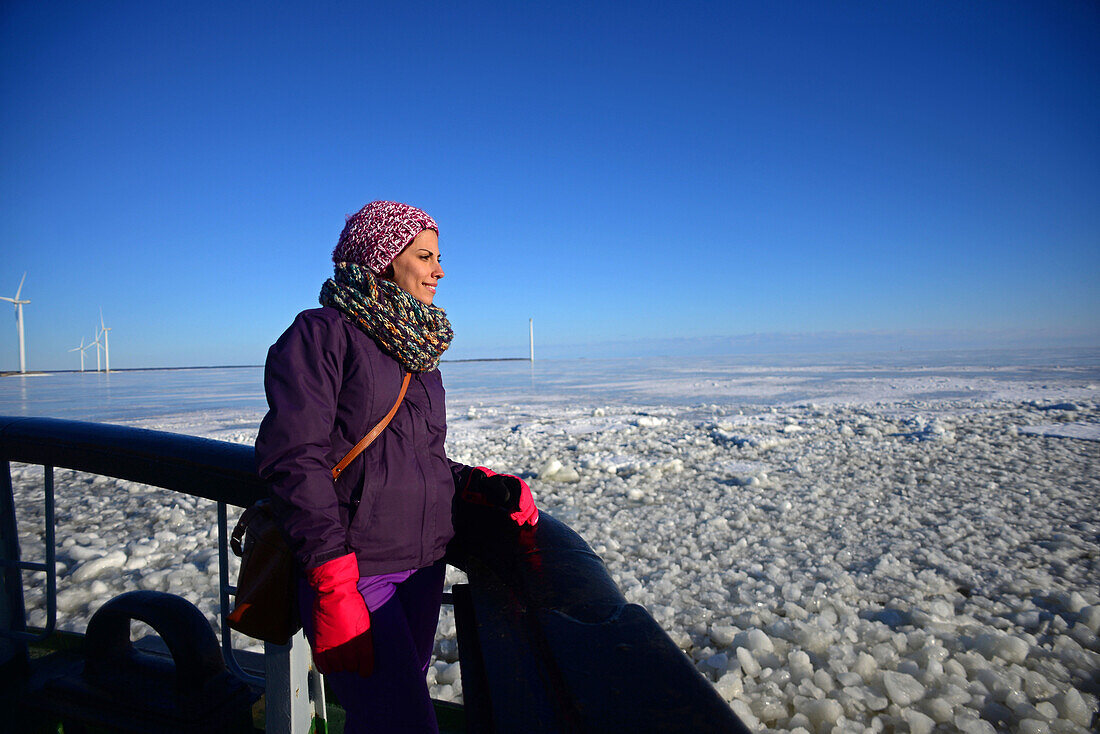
xmin=332 ymin=200 xmax=438 ymax=274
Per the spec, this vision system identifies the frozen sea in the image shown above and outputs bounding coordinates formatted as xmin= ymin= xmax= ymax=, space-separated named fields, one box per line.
xmin=3 ymin=349 xmax=1099 ymax=733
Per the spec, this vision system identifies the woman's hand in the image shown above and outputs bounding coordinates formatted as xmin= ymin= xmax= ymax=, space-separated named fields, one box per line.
xmin=462 ymin=466 xmax=539 ymax=526
xmin=304 ymin=553 xmax=374 ymax=676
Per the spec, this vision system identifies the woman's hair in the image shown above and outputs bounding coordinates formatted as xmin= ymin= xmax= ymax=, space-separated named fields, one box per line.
xmin=332 ymin=200 xmax=437 ymax=275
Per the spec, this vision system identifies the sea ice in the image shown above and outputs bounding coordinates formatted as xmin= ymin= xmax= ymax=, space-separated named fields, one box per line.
xmin=7 ymin=356 xmax=1100 ymax=726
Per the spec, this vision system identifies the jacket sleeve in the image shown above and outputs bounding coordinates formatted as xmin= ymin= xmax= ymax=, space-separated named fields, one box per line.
xmin=255 ymin=311 xmax=349 ymax=571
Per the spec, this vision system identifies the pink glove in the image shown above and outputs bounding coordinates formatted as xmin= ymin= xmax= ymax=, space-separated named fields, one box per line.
xmin=463 ymin=466 xmax=539 ymax=526
xmin=304 ymin=553 xmax=373 ymax=676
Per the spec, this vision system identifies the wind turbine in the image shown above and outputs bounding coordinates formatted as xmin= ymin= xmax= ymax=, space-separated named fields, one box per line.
xmin=69 ymin=337 xmax=87 ymax=372
xmin=99 ymin=309 xmax=111 ymax=373
xmin=92 ymin=325 xmax=102 ymax=372
xmin=0 ymin=273 xmax=30 ymax=373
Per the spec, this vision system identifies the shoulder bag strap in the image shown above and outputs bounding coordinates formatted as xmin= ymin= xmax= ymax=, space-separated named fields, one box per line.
xmin=229 ymin=499 xmax=267 ymax=557
xmin=331 ymin=371 xmax=411 ymax=481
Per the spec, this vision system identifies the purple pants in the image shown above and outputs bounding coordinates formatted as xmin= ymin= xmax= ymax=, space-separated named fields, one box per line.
xmin=298 ymin=561 xmax=447 ymax=733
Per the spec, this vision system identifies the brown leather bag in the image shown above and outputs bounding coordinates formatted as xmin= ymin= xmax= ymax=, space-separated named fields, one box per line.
xmin=227 ymin=372 xmax=411 ymax=644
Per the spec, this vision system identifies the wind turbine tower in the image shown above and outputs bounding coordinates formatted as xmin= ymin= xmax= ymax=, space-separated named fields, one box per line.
xmin=69 ymin=337 xmax=87 ymax=372
xmin=0 ymin=273 xmax=31 ymax=373
xmin=92 ymin=326 xmax=102 ymax=372
xmin=99 ymin=309 xmax=111 ymax=373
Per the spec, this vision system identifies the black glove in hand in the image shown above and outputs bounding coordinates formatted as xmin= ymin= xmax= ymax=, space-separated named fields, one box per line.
xmin=463 ymin=467 xmax=518 ymax=510
xmin=479 ymin=472 xmax=520 ymax=511
xmin=462 ymin=466 xmax=539 ymax=526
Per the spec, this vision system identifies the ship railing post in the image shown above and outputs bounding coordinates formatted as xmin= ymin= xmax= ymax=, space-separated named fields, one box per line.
xmin=0 ymin=459 xmax=28 ymax=676
xmin=0 ymin=462 xmax=57 ymax=645
xmin=263 ymin=630 xmax=319 ymax=734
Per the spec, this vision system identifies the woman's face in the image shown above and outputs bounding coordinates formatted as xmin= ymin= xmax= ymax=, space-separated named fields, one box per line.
xmin=387 ymin=229 xmax=444 ymax=305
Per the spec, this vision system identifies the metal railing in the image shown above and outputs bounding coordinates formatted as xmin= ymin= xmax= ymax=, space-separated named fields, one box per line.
xmin=1 ymin=415 xmax=749 ymax=733
xmin=0 ymin=415 xmax=320 ymax=733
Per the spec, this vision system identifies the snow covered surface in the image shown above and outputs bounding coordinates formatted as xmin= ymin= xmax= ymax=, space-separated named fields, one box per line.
xmin=4 ymin=350 xmax=1099 ymax=733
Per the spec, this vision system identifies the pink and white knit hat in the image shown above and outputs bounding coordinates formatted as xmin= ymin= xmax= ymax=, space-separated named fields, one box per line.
xmin=332 ymin=200 xmax=438 ymax=274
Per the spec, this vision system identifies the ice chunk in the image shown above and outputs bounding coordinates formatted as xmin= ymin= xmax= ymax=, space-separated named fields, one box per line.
xmin=837 ymin=671 xmax=861 ymax=688
xmin=745 ymin=628 xmax=774 ymax=654
xmin=1052 ymin=689 xmax=1091 ymax=727
xmin=735 ymin=647 xmax=760 ymax=677
xmin=709 ymin=624 xmax=736 ymax=648
xmin=852 ymin=651 xmax=877 ymax=681
xmin=706 ymin=516 xmax=729 ymax=534
xmin=67 ymin=545 xmax=106 ymax=562
xmin=1034 ymin=701 xmax=1058 ymax=720
xmin=788 ymin=650 xmax=813 ymax=682
xmin=555 ymin=466 xmax=581 ymax=483
xmin=55 ymin=587 xmax=92 ymax=614
xmin=714 ymin=671 xmax=743 ymax=702
xmin=127 ymin=539 xmax=159 ymax=557
xmin=795 ymin=624 xmax=833 ymax=655
xmin=903 ymin=709 xmax=935 ymax=734
xmin=436 ymin=661 xmax=461 ymax=686
xmin=865 ymin=692 xmax=889 ymax=711
xmin=954 ymin=715 xmax=996 ymax=734
xmin=669 ymin=629 xmax=692 ymax=651
xmin=702 ymin=652 xmax=728 ymax=676
xmin=990 ymin=633 xmax=1029 ymax=664
xmin=812 ymin=669 xmax=834 ymax=693
xmin=749 ymin=694 xmax=786 ymax=724
xmin=927 ymin=598 xmax=954 ymax=620
xmin=729 ymin=700 xmax=760 ymax=731
xmin=71 ymin=550 xmax=127 ymax=582
xmin=803 ymin=699 xmax=842 ymax=729
xmin=1065 ymin=591 xmax=1087 ymax=613
xmin=1078 ymin=605 xmax=1100 ymax=634
xmin=538 ymin=459 xmax=563 ymax=479
xmin=881 ymin=670 xmax=925 ymax=706
xmin=919 ymin=699 xmax=954 ymax=726
xmin=437 ymin=638 xmax=459 ymax=663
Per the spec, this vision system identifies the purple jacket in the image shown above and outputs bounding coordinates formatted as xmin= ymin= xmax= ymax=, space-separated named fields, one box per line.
xmin=255 ymin=307 xmax=472 ymax=576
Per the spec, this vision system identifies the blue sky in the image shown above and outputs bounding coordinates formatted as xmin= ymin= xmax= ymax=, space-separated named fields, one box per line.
xmin=2 ymin=1 xmax=1098 ymax=370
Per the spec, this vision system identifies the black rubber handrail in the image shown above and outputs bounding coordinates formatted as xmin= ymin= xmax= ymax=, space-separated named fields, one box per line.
xmin=0 ymin=416 xmax=264 ymax=508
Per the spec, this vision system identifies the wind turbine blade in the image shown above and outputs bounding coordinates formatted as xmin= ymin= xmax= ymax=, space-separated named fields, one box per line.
xmin=15 ymin=272 xmax=26 ymax=300
xmin=100 ymin=307 xmax=106 ymax=330
xmin=0 ymin=296 xmax=13 ymax=304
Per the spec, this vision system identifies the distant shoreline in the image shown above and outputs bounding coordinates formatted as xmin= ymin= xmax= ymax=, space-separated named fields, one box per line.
xmin=1 ymin=357 xmax=533 ymax=377
xmin=5 ymin=344 xmax=1099 ymax=376
xmin=1 ymin=365 xmax=261 ymax=377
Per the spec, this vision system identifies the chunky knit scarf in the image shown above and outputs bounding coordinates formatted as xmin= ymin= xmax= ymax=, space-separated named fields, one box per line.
xmin=320 ymin=262 xmax=453 ymax=373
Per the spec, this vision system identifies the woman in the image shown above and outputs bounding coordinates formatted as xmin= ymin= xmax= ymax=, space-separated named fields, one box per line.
xmin=255 ymin=200 xmax=538 ymax=732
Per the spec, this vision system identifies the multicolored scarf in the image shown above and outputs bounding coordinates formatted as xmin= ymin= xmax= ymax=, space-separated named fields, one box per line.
xmin=320 ymin=262 xmax=453 ymax=373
